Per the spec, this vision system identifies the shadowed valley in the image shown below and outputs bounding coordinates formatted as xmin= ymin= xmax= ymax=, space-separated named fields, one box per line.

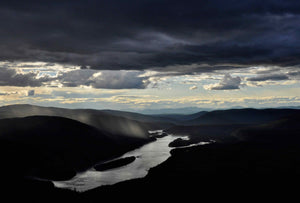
xmin=0 ymin=105 xmax=299 ymax=201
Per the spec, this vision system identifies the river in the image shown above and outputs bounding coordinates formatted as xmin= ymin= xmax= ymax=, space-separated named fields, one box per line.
xmin=53 ymin=131 xmax=209 ymax=192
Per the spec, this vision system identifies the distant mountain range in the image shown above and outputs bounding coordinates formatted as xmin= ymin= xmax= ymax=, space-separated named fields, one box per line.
xmin=183 ymin=108 xmax=300 ymax=125
xmin=135 ymin=107 xmax=213 ymax=115
xmin=1 ymin=104 xmax=299 ymax=129
xmin=134 ymin=105 xmax=300 ymax=115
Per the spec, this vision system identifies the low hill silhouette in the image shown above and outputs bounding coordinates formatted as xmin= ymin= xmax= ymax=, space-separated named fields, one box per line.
xmin=0 ymin=104 xmax=174 ymax=140
xmin=0 ymin=116 xmax=150 ymax=181
xmin=184 ymin=108 xmax=300 ymax=125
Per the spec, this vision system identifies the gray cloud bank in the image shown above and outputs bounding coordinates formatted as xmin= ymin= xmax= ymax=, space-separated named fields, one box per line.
xmin=0 ymin=67 xmax=149 ymax=89
xmin=60 ymin=70 xmax=149 ymax=89
xmin=0 ymin=0 xmax=300 ymax=73
xmin=205 ymin=74 xmax=242 ymax=90
xmin=247 ymin=74 xmax=289 ymax=82
xmin=0 ymin=67 xmax=53 ymax=87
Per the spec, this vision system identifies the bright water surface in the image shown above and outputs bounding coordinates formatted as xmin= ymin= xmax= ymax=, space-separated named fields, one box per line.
xmin=53 ymin=132 xmax=210 ymax=192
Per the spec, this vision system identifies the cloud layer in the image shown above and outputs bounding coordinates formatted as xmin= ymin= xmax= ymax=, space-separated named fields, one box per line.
xmin=0 ymin=0 xmax=300 ymax=73
xmin=205 ymin=74 xmax=242 ymax=90
xmin=0 ymin=67 xmax=150 ymax=89
xmin=60 ymin=70 xmax=150 ymax=89
xmin=0 ymin=67 xmax=53 ymax=87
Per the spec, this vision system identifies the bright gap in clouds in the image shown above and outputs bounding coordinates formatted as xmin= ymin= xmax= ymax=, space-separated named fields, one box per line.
xmin=0 ymin=62 xmax=299 ymax=111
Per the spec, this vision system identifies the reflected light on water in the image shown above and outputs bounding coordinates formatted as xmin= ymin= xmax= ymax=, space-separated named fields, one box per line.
xmin=54 ymin=133 xmax=177 ymax=192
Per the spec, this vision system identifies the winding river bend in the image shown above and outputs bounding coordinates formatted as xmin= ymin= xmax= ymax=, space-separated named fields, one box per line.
xmin=53 ymin=131 xmax=209 ymax=192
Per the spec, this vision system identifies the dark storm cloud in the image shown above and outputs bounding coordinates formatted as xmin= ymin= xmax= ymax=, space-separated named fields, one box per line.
xmin=247 ymin=74 xmax=289 ymax=81
xmin=1 ymin=0 xmax=300 ymax=72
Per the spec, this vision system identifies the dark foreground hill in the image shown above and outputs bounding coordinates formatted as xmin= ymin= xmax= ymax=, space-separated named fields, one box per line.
xmin=0 ymin=116 xmax=151 ymax=181
xmin=235 ymin=113 xmax=300 ymax=145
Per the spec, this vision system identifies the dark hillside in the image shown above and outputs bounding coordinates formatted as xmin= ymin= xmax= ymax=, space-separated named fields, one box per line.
xmin=0 ymin=116 xmax=149 ymax=181
xmin=184 ymin=108 xmax=300 ymax=125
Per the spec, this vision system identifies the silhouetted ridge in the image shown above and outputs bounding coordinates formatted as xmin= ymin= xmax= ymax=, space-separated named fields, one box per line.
xmin=0 ymin=104 xmax=174 ymax=139
xmin=235 ymin=113 xmax=300 ymax=144
xmin=0 ymin=116 xmax=141 ymax=180
xmin=184 ymin=108 xmax=300 ymax=125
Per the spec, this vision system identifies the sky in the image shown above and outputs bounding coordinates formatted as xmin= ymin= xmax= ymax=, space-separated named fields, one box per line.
xmin=0 ymin=0 xmax=300 ymax=111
